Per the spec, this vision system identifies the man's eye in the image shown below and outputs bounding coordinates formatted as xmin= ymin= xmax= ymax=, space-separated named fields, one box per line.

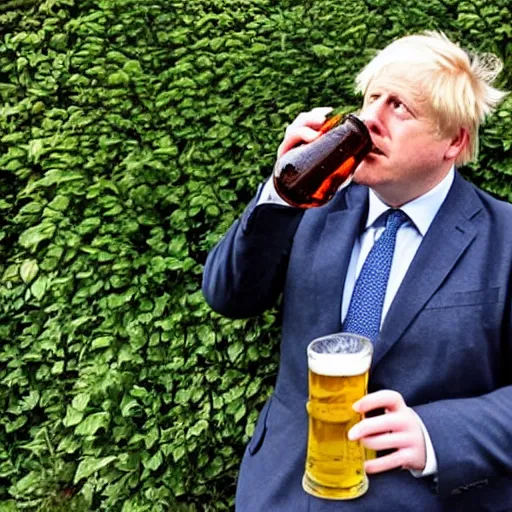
xmin=393 ymin=100 xmax=412 ymax=115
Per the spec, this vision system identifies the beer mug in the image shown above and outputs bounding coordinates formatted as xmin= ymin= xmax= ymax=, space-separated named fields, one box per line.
xmin=303 ymin=333 xmax=373 ymax=500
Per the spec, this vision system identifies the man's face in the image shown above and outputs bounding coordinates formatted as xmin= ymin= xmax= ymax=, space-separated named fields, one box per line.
xmin=353 ymin=68 xmax=457 ymax=206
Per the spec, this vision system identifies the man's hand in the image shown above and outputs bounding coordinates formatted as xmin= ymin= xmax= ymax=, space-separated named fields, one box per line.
xmin=276 ymin=107 xmax=333 ymax=158
xmin=348 ymin=390 xmax=427 ymax=474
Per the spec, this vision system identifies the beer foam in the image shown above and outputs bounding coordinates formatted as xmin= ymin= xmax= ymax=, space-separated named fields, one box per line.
xmin=307 ymin=333 xmax=373 ymax=376
xmin=308 ymin=352 xmax=372 ymax=376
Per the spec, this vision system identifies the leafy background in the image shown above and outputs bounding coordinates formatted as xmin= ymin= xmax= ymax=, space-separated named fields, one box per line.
xmin=0 ymin=0 xmax=510 ymax=510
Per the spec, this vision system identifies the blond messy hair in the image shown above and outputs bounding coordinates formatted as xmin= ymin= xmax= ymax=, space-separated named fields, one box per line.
xmin=355 ymin=31 xmax=508 ymax=165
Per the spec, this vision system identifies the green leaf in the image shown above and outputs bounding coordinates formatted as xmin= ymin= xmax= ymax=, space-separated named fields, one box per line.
xmin=19 ymin=222 xmax=56 ymax=251
xmin=120 ymin=396 xmax=140 ymax=417
xmin=74 ymin=456 xmax=117 ymax=483
xmin=144 ymin=450 xmax=163 ymax=471
xmin=2 ymin=264 xmax=19 ymax=282
xmin=108 ymin=71 xmax=130 ymax=86
xmin=246 ymin=377 xmax=262 ymax=397
xmin=175 ymin=389 xmax=191 ymax=405
xmin=123 ymin=60 xmax=143 ymax=75
xmin=28 ymin=139 xmax=44 ymax=163
xmin=51 ymin=361 xmax=64 ymax=375
xmin=188 ymin=419 xmax=208 ymax=437
xmin=13 ymin=470 xmax=40 ymax=494
xmin=72 ymin=393 xmax=91 ymax=412
xmin=48 ymin=195 xmax=70 ymax=212
xmin=227 ymin=341 xmax=244 ymax=363
xmin=63 ymin=406 xmax=84 ymax=427
xmin=57 ymin=435 xmax=81 ymax=454
xmin=91 ymin=336 xmax=114 ymax=350
xmin=172 ymin=445 xmax=186 ymax=463
xmin=30 ymin=276 xmax=48 ymax=300
xmin=0 ymin=501 xmax=17 ymax=512
xmin=21 ymin=390 xmax=40 ymax=411
xmin=204 ymin=456 xmax=224 ymax=479
xmin=20 ymin=259 xmax=39 ymax=284
xmin=5 ymin=416 xmax=27 ymax=433
xmin=75 ymin=412 xmax=110 ymax=436
xmin=144 ymin=426 xmax=160 ymax=449
xmin=233 ymin=397 xmax=247 ymax=421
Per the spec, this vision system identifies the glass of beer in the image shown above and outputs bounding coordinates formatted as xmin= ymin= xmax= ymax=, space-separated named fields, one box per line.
xmin=303 ymin=332 xmax=373 ymax=500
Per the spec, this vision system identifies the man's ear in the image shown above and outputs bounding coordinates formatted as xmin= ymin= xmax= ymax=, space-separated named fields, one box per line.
xmin=445 ymin=128 xmax=469 ymax=160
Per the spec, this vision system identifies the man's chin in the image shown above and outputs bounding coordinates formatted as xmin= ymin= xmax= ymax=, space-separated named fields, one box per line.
xmin=352 ymin=165 xmax=373 ymax=185
xmin=352 ymin=165 xmax=386 ymax=188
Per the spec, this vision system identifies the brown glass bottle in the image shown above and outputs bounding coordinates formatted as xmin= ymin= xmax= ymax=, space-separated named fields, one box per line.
xmin=273 ymin=114 xmax=372 ymax=208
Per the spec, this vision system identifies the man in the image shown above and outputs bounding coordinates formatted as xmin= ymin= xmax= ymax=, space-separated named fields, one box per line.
xmin=202 ymin=32 xmax=511 ymax=510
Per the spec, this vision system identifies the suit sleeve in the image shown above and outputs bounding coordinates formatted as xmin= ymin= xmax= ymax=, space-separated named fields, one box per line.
xmin=414 ymin=385 xmax=512 ymax=497
xmin=413 ymin=288 xmax=512 ymax=497
xmin=202 ymin=193 xmax=304 ymax=318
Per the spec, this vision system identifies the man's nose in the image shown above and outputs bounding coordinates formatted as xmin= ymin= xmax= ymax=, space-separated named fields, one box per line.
xmin=359 ymin=101 xmax=385 ymax=136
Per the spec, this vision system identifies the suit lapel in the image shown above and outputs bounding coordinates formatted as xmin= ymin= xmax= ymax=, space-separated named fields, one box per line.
xmin=310 ymin=185 xmax=369 ymax=336
xmin=372 ymin=173 xmax=481 ymax=368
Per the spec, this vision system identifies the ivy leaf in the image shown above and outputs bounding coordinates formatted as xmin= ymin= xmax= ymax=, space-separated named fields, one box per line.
xmin=27 ymin=139 xmax=44 ymax=163
xmin=120 ymin=395 xmax=140 ymax=417
xmin=144 ymin=426 xmax=160 ymax=449
xmin=188 ymin=419 xmax=208 ymax=438
xmin=72 ymin=393 xmax=91 ymax=412
xmin=63 ymin=406 xmax=84 ymax=427
xmin=5 ymin=416 xmax=28 ymax=433
xmin=143 ymin=450 xmax=163 ymax=471
xmin=20 ymin=259 xmax=39 ymax=284
xmin=19 ymin=222 xmax=56 ymax=251
xmin=91 ymin=336 xmax=114 ymax=350
xmin=234 ymin=403 xmax=246 ymax=423
xmin=57 ymin=436 xmax=81 ymax=454
xmin=74 ymin=456 xmax=117 ymax=483
xmin=30 ymin=276 xmax=48 ymax=300
xmin=108 ymin=71 xmax=130 ymax=86
xmin=172 ymin=444 xmax=186 ymax=463
xmin=12 ymin=471 xmax=40 ymax=494
xmin=227 ymin=341 xmax=244 ymax=363
xmin=75 ymin=412 xmax=110 ymax=436
xmin=48 ymin=195 xmax=70 ymax=212
xmin=20 ymin=390 xmax=40 ymax=411
xmin=204 ymin=456 xmax=224 ymax=479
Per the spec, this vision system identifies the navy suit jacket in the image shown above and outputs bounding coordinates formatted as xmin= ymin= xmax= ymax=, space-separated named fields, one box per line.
xmin=202 ymin=172 xmax=512 ymax=511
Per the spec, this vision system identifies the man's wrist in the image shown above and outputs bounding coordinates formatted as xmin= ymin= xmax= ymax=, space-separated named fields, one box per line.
xmin=409 ymin=409 xmax=438 ymax=477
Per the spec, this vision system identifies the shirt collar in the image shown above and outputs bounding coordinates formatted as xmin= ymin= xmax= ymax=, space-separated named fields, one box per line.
xmin=365 ymin=166 xmax=455 ymax=236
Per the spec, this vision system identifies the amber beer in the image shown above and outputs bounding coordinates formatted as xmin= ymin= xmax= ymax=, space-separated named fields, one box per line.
xmin=273 ymin=113 xmax=372 ymax=208
xmin=303 ymin=333 xmax=373 ymax=500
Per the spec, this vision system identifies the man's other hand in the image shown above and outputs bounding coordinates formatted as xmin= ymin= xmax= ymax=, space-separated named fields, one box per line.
xmin=348 ymin=390 xmax=427 ymax=473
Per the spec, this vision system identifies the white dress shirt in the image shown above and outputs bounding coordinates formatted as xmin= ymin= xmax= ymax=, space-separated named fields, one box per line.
xmin=258 ymin=167 xmax=456 ymax=477
xmin=341 ymin=169 xmax=454 ymax=328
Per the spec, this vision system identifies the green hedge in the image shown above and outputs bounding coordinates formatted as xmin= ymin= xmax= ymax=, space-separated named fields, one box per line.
xmin=0 ymin=0 xmax=510 ymax=510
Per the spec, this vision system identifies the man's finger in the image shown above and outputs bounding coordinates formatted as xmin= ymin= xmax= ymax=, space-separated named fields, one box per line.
xmin=348 ymin=412 xmax=408 ymax=440
xmin=291 ymin=107 xmax=333 ymax=129
xmin=277 ymin=126 xmax=322 ymax=158
xmin=277 ymin=107 xmax=334 ymax=158
xmin=353 ymin=389 xmax=406 ymax=414
xmin=359 ymin=432 xmax=415 ymax=451
xmin=363 ymin=450 xmax=409 ymax=474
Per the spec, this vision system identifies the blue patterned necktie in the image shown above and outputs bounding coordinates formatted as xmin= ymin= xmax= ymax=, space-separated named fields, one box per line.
xmin=343 ymin=209 xmax=409 ymax=342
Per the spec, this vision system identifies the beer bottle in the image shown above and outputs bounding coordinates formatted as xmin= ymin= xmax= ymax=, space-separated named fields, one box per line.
xmin=273 ymin=109 xmax=372 ymax=208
